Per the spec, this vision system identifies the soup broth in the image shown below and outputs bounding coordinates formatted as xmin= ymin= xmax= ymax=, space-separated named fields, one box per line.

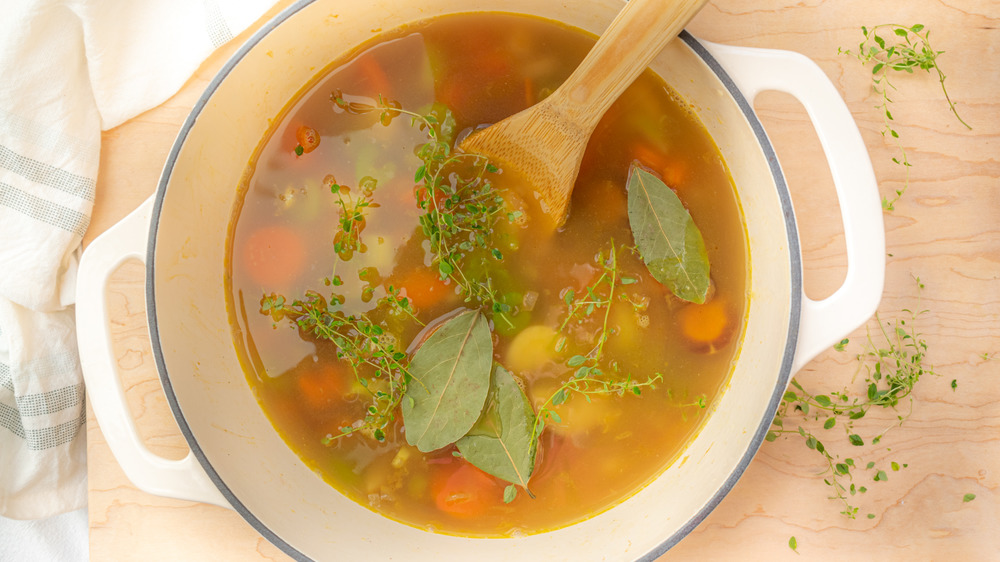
xmin=227 ymin=12 xmax=747 ymax=536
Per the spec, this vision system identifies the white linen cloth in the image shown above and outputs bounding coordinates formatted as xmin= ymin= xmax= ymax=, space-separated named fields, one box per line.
xmin=0 ymin=0 xmax=277 ymax=520
xmin=0 ymin=508 xmax=88 ymax=561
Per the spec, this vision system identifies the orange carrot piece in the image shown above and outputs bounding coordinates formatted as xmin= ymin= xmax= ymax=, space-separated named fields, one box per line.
xmin=296 ymin=126 xmax=320 ymax=154
xmin=357 ymin=54 xmax=391 ymax=95
xmin=679 ymin=299 xmax=729 ymax=347
xmin=396 ymin=268 xmax=451 ymax=310
xmin=433 ymin=461 xmax=500 ymax=518
xmin=296 ymin=364 xmax=345 ymax=413
xmin=632 ymin=145 xmax=686 ymax=188
xmin=412 ymin=184 xmax=448 ymax=211
xmin=242 ymin=225 xmax=307 ymax=287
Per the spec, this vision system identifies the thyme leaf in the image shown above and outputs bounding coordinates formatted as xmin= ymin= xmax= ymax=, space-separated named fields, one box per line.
xmin=768 ymin=277 xmax=932 ymax=518
xmin=840 ymin=24 xmax=971 ymax=211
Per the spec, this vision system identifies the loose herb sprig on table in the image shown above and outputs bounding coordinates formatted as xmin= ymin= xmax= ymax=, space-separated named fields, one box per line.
xmin=768 ymin=280 xmax=933 ymax=518
xmin=839 ymin=24 xmax=971 ymax=211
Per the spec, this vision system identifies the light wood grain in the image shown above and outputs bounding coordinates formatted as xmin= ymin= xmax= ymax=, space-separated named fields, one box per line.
xmin=86 ymin=1 xmax=1000 ymax=560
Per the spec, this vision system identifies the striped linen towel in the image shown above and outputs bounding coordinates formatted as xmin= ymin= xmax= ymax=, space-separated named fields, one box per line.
xmin=0 ymin=0 xmax=277 ymax=520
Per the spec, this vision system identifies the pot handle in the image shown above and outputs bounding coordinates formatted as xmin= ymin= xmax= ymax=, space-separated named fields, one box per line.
xmin=76 ymin=196 xmax=230 ymax=508
xmin=701 ymin=40 xmax=885 ymax=373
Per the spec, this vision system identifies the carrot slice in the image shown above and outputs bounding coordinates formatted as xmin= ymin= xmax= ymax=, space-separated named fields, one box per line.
xmin=242 ymin=225 xmax=307 ymax=287
xmin=433 ymin=461 xmax=500 ymax=518
xmin=679 ymin=298 xmax=730 ymax=349
xmin=296 ymin=126 xmax=320 ymax=154
xmin=413 ymin=184 xmax=448 ymax=211
xmin=396 ymin=268 xmax=451 ymax=310
xmin=296 ymin=363 xmax=346 ymax=413
xmin=357 ymin=54 xmax=391 ymax=95
xmin=632 ymin=145 xmax=686 ymax=188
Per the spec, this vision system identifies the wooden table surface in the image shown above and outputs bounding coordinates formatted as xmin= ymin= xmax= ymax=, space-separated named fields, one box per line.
xmin=85 ymin=0 xmax=1000 ymax=559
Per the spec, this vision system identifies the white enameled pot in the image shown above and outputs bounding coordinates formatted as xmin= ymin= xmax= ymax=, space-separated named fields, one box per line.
xmin=77 ymin=0 xmax=885 ymax=559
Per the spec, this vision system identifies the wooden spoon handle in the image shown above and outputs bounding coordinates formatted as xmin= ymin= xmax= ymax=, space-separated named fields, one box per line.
xmin=553 ymin=0 xmax=708 ymax=130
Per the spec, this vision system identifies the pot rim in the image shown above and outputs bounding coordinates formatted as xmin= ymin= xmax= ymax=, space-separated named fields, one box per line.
xmin=145 ymin=3 xmax=802 ymax=560
xmin=637 ymin=33 xmax=801 ymax=560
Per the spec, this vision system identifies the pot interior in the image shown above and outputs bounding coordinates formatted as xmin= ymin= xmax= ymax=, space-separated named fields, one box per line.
xmin=148 ymin=0 xmax=798 ymax=559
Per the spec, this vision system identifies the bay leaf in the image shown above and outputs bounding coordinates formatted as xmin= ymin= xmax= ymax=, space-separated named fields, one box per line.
xmin=626 ymin=164 xmax=710 ymax=303
xmin=402 ymin=309 xmax=492 ymax=452
xmin=456 ymin=365 xmax=536 ymax=487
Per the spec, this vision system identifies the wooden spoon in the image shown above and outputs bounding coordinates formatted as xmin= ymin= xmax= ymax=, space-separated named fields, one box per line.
xmin=460 ymin=0 xmax=708 ymax=226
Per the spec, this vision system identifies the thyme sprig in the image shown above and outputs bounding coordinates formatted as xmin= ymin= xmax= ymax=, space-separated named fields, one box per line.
xmin=331 ymin=91 xmax=512 ymax=320
xmin=839 ymin=24 xmax=971 ymax=211
xmin=382 ymin=284 xmax=425 ymax=327
xmin=260 ymin=291 xmax=412 ymax=442
xmin=325 ymin=174 xmax=379 ymax=260
xmin=768 ymin=279 xmax=933 ymax=518
xmin=557 ymin=244 xmax=638 ymax=361
xmin=531 ymin=355 xmax=662 ymax=449
xmin=532 ymin=243 xmax=659 ymax=448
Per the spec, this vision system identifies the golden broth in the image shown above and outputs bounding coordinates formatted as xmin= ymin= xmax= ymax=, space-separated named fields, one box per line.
xmin=227 ymin=12 xmax=747 ymax=536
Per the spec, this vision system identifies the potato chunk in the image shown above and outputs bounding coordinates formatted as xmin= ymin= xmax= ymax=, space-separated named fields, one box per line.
xmin=506 ymin=325 xmax=558 ymax=375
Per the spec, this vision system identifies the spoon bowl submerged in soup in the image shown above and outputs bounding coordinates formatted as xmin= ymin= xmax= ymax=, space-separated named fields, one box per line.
xmin=226 ymin=12 xmax=747 ymax=537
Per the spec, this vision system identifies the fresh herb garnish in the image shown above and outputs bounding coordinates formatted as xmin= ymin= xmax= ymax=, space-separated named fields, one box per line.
xmin=261 ymin=291 xmax=408 ymax=442
xmin=768 ymin=279 xmax=933 ymax=518
xmin=538 ymin=241 xmax=664 ymax=446
xmin=963 ymin=493 xmax=976 ymax=503
xmin=839 ymin=24 xmax=971 ymax=211
xmin=325 ymin=174 xmax=379 ymax=260
xmin=533 ymin=356 xmax=661 ymax=450
xmin=503 ymin=484 xmax=518 ymax=504
xmin=382 ymin=284 xmax=425 ymax=326
xmin=626 ymin=164 xmax=710 ymax=303
xmin=668 ymin=389 xmax=709 ymax=421
xmin=557 ymin=244 xmax=624 ymax=361
xmin=331 ymin=91 xmax=510 ymax=314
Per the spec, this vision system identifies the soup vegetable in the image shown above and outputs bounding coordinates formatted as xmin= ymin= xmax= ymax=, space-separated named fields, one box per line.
xmin=227 ymin=12 xmax=747 ymax=536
